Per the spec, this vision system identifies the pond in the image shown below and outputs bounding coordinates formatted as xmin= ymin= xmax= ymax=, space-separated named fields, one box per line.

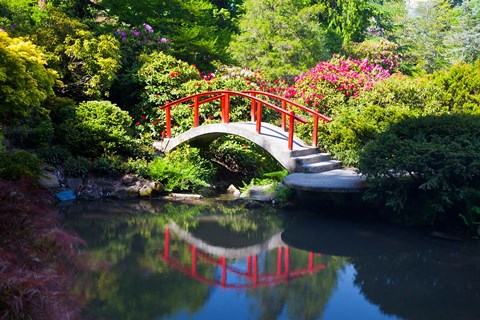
xmin=62 ymin=199 xmax=480 ymax=320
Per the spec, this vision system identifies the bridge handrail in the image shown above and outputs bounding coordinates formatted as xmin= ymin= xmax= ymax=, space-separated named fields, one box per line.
xmin=242 ymin=90 xmax=331 ymax=147
xmin=160 ymin=90 xmax=322 ymax=150
xmin=242 ymin=90 xmax=331 ymax=122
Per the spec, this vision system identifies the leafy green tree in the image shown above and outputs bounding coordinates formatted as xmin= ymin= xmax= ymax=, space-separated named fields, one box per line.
xmin=399 ymin=0 xmax=456 ymax=73
xmin=324 ymin=0 xmax=372 ymax=43
xmin=98 ymin=0 xmax=235 ymax=70
xmin=0 ymin=31 xmax=57 ymax=123
xmin=444 ymin=0 xmax=480 ymax=64
xmin=230 ymin=0 xmax=330 ymax=80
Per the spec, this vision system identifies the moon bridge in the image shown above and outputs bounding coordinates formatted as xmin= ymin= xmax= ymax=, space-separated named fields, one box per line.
xmin=154 ymin=90 xmax=342 ymax=173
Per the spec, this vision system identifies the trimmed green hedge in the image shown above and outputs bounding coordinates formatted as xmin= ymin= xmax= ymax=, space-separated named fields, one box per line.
xmin=358 ymin=114 xmax=480 ymax=232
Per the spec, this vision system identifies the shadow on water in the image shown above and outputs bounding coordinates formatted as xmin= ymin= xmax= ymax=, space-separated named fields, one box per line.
xmin=282 ymin=212 xmax=480 ymax=320
xmin=62 ymin=200 xmax=480 ymax=320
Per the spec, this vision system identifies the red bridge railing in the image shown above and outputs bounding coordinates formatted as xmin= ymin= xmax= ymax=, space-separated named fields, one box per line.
xmin=160 ymin=90 xmax=331 ymax=150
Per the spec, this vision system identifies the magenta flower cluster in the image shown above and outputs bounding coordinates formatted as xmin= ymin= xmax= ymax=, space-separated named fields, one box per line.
xmin=285 ymin=56 xmax=391 ymax=111
xmin=114 ymin=24 xmax=171 ymax=51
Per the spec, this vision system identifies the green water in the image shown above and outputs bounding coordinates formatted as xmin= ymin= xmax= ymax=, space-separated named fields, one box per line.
xmin=62 ymin=199 xmax=480 ymax=320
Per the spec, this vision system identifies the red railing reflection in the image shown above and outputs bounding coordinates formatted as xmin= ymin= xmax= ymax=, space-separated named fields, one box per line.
xmin=159 ymin=227 xmax=326 ymax=289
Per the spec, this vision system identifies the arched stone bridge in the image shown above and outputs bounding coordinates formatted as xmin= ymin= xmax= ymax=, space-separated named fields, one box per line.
xmin=153 ymin=90 xmax=341 ymax=173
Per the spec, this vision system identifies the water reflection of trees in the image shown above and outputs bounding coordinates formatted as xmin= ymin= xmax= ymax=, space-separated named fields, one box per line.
xmin=282 ymin=213 xmax=480 ymax=320
xmin=352 ymin=241 xmax=480 ymax=320
xmin=66 ymin=201 xmax=220 ymax=319
xmin=64 ymin=201 xmax=348 ymax=320
xmin=63 ymin=201 xmax=288 ymax=319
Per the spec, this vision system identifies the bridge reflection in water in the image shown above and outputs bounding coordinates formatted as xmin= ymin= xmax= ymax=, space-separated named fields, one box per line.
xmin=159 ymin=222 xmax=326 ymax=289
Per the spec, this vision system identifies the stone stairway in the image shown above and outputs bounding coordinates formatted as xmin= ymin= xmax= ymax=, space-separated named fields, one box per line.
xmin=289 ymin=148 xmax=342 ymax=173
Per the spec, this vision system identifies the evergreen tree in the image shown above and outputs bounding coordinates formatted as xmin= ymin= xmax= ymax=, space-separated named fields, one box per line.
xmin=445 ymin=0 xmax=480 ymax=63
xmin=230 ymin=0 xmax=330 ymax=81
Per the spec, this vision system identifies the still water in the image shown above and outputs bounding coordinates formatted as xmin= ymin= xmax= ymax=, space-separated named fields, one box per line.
xmin=62 ymin=199 xmax=480 ymax=320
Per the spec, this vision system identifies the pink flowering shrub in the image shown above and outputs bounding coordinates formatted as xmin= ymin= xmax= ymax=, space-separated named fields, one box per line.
xmin=344 ymin=39 xmax=403 ymax=74
xmin=285 ymin=55 xmax=391 ymax=116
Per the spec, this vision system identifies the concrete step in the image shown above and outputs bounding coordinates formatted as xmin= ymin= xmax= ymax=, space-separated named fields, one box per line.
xmin=289 ymin=147 xmax=319 ymax=157
xmin=291 ymin=153 xmax=332 ymax=166
xmin=296 ymin=160 xmax=342 ymax=173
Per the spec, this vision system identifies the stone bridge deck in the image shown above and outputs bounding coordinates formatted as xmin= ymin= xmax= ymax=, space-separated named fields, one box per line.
xmin=154 ymin=122 xmax=341 ymax=173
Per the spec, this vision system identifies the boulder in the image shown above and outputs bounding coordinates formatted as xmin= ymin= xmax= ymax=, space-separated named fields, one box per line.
xmin=117 ymin=185 xmax=141 ymax=200
xmin=121 ymin=174 xmax=138 ymax=186
xmin=227 ymin=184 xmax=241 ymax=198
xmin=66 ymin=178 xmax=83 ymax=190
xmin=139 ymin=181 xmax=164 ymax=197
xmin=39 ymin=171 xmax=60 ymax=189
xmin=76 ymin=190 xmax=102 ymax=201
xmin=241 ymin=184 xmax=276 ymax=202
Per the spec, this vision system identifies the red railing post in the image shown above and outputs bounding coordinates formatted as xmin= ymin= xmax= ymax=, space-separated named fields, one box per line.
xmin=250 ymin=94 xmax=256 ymax=122
xmin=256 ymin=100 xmax=262 ymax=134
xmin=193 ymin=96 xmax=199 ymax=127
xmin=288 ymin=110 xmax=295 ymax=150
xmin=281 ymin=101 xmax=287 ymax=131
xmin=312 ymin=115 xmax=318 ymax=147
xmin=225 ymin=92 xmax=230 ymax=123
xmin=165 ymin=105 xmax=172 ymax=138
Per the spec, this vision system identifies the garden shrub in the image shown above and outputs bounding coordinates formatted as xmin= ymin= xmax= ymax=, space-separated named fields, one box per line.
xmin=0 ymin=30 xmax=57 ymax=123
xmin=63 ymin=155 xmax=90 ymax=178
xmin=0 ymin=130 xmax=4 ymax=152
xmin=147 ymin=145 xmax=215 ymax=192
xmin=30 ymin=6 xmax=121 ymax=100
xmin=205 ymin=135 xmax=283 ymax=181
xmin=316 ymin=74 xmax=444 ymax=166
xmin=6 ymin=110 xmax=55 ymax=149
xmin=135 ymin=52 xmax=201 ymax=136
xmin=285 ymin=55 xmax=391 ymax=117
xmin=358 ymin=114 xmax=480 ymax=232
xmin=0 ymin=149 xmax=43 ymax=181
xmin=430 ymin=60 xmax=480 ymax=114
xmin=92 ymin=155 xmax=127 ymax=176
xmin=37 ymin=145 xmax=72 ymax=166
xmin=58 ymin=100 xmax=134 ymax=157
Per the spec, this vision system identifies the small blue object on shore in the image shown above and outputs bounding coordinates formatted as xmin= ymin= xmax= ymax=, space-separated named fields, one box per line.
xmin=56 ymin=189 xmax=76 ymax=202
